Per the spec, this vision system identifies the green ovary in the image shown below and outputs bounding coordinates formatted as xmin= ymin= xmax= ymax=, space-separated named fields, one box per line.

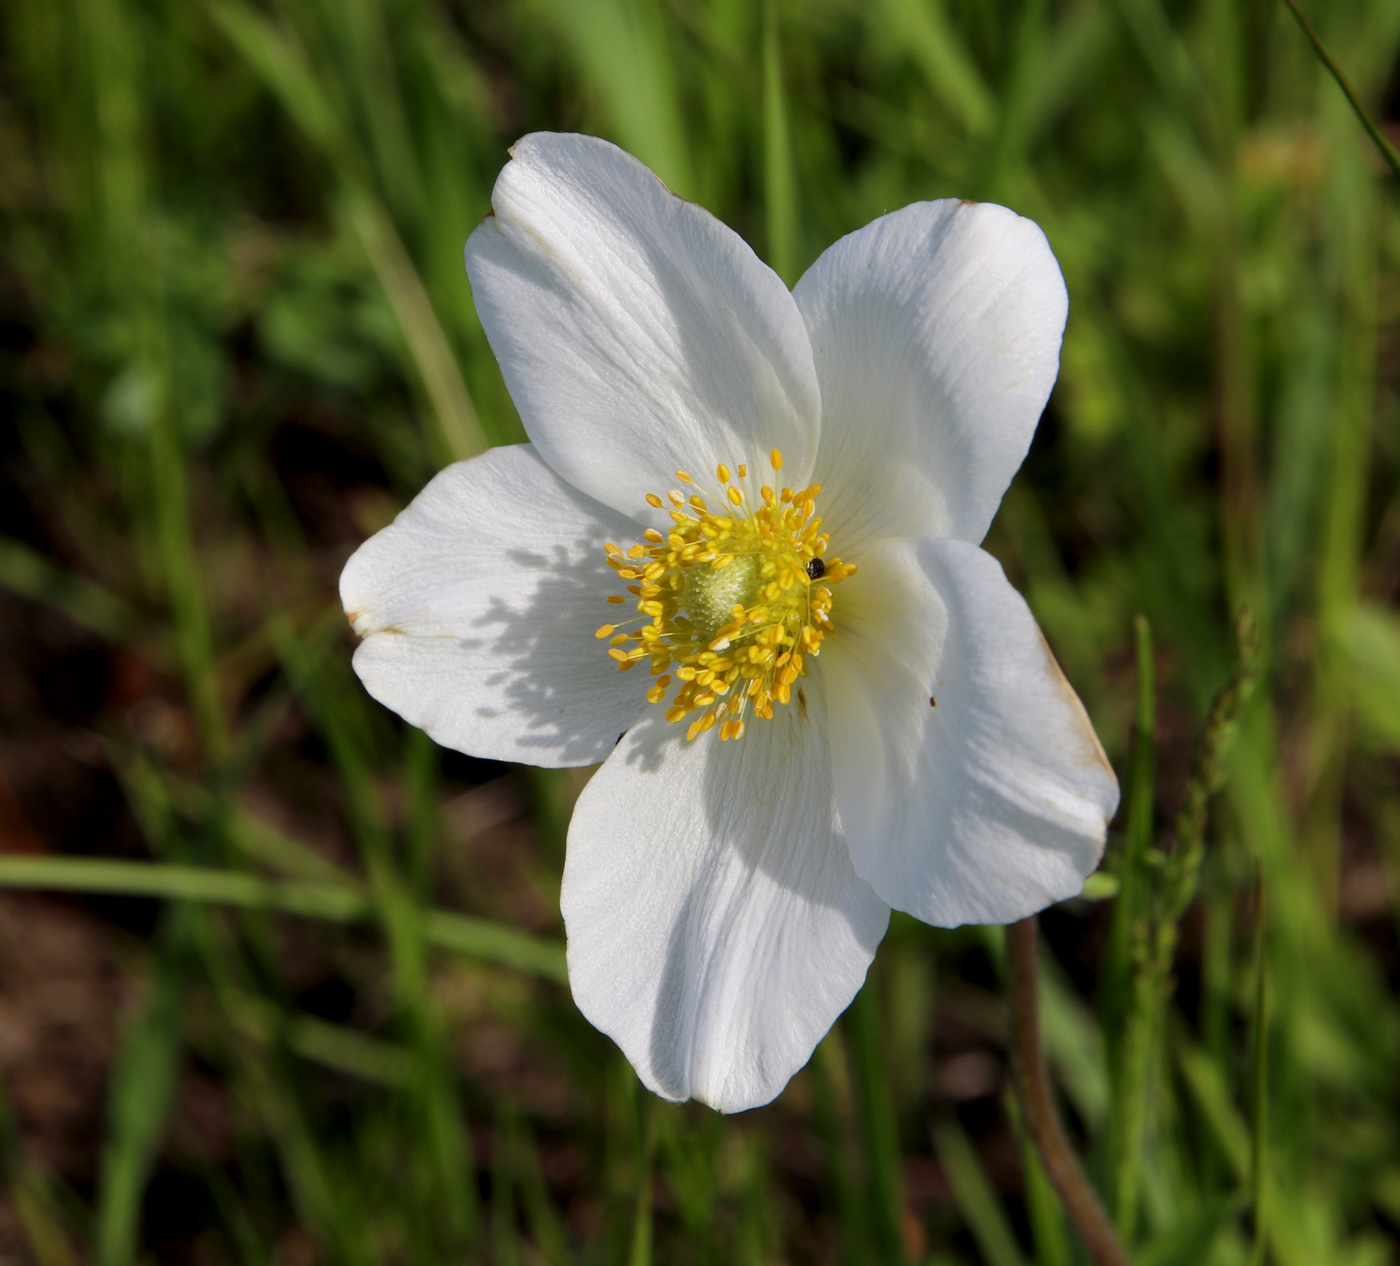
xmin=682 ymin=554 xmax=762 ymax=645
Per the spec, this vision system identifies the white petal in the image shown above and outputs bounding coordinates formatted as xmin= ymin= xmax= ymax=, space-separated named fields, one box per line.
xmin=793 ymin=200 xmax=1067 ymax=554
xmin=561 ymin=673 xmax=889 ymax=1112
xmin=822 ymin=537 xmax=1118 ymax=925
xmin=465 ymin=133 xmax=821 ymax=521
xmin=340 ymin=444 xmax=646 ymax=767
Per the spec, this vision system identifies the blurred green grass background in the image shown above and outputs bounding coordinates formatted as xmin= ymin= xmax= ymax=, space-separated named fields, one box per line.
xmin=1 ymin=0 xmax=1399 ymax=1261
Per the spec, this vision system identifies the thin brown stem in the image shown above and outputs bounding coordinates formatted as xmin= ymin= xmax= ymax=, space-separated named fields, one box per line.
xmin=1007 ymin=917 xmax=1131 ymax=1266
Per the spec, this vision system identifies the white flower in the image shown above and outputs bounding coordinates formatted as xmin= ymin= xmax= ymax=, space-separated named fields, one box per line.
xmin=340 ymin=132 xmax=1120 ymax=1113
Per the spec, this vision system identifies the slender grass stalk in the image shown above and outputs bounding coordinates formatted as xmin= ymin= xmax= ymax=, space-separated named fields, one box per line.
xmin=626 ymin=1098 xmax=654 ymax=1266
xmin=1279 ymin=0 xmax=1400 ymax=183
xmin=1007 ymin=918 xmax=1129 ymax=1266
xmin=1105 ymin=614 xmax=1156 ymax=1239
xmin=1248 ymin=874 xmax=1269 ymax=1266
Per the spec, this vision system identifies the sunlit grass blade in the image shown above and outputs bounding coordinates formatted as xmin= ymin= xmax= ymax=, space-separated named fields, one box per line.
xmin=535 ymin=0 xmax=693 ymax=196
xmin=211 ymin=0 xmax=485 ymax=465
xmin=0 ymin=855 xmax=567 ymax=980
xmin=875 ymin=0 xmax=993 ymax=137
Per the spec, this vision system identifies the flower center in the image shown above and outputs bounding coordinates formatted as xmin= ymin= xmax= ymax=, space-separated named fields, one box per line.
xmin=598 ymin=449 xmax=855 ymax=742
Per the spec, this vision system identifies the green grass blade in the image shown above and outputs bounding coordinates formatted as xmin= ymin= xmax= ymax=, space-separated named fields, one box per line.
xmin=761 ymin=0 xmax=798 ymax=285
xmin=810 ymin=1029 xmax=872 ymax=1263
xmin=932 ymin=1119 xmax=1028 ymax=1266
xmin=95 ymin=920 xmax=188 ymax=1266
xmin=0 ymin=535 xmax=137 ymax=642
xmin=1248 ymin=876 xmax=1269 ymax=1266
xmin=0 ymin=856 xmax=567 ymax=979
xmin=876 ymin=0 xmax=993 ymax=137
xmin=1005 ymin=1092 xmax=1068 ymax=1266
xmin=848 ymin=979 xmax=907 ymax=1266
xmin=537 ymin=0 xmax=693 ymax=196
xmin=1106 ymin=613 xmax=1157 ymax=1238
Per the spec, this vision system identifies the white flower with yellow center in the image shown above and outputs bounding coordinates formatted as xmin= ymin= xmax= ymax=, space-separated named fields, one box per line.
xmin=341 ymin=133 xmax=1119 ymax=1113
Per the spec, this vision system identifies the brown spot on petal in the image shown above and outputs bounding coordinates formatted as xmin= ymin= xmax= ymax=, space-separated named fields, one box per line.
xmin=958 ymin=198 xmax=977 ymax=206
xmin=1037 ymin=630 xmax=1115 ymax=795
xmin=797 ymin=687 xmax=808 ymax=720
xmin=929 ymin=696 xmax=937 ymax=708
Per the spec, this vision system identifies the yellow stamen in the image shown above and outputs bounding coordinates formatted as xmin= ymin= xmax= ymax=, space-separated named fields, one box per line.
xmin=597 ymin=452 xmax=852 ymax=742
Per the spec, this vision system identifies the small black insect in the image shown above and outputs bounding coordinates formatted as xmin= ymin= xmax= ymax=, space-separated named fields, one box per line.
xmin=805 ymin=557 xmax=826 ymax=580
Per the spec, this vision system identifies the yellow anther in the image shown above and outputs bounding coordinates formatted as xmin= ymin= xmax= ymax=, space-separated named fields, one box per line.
xmin=770 ymin=448 xmax=783 ymax=471
xmin=600 ymin=452 xmax=850 ymax=741
xmin=606 ymin=595 xmax=625 ymax=604
xmin=738 ymin=464 xmax=748 ymax=478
